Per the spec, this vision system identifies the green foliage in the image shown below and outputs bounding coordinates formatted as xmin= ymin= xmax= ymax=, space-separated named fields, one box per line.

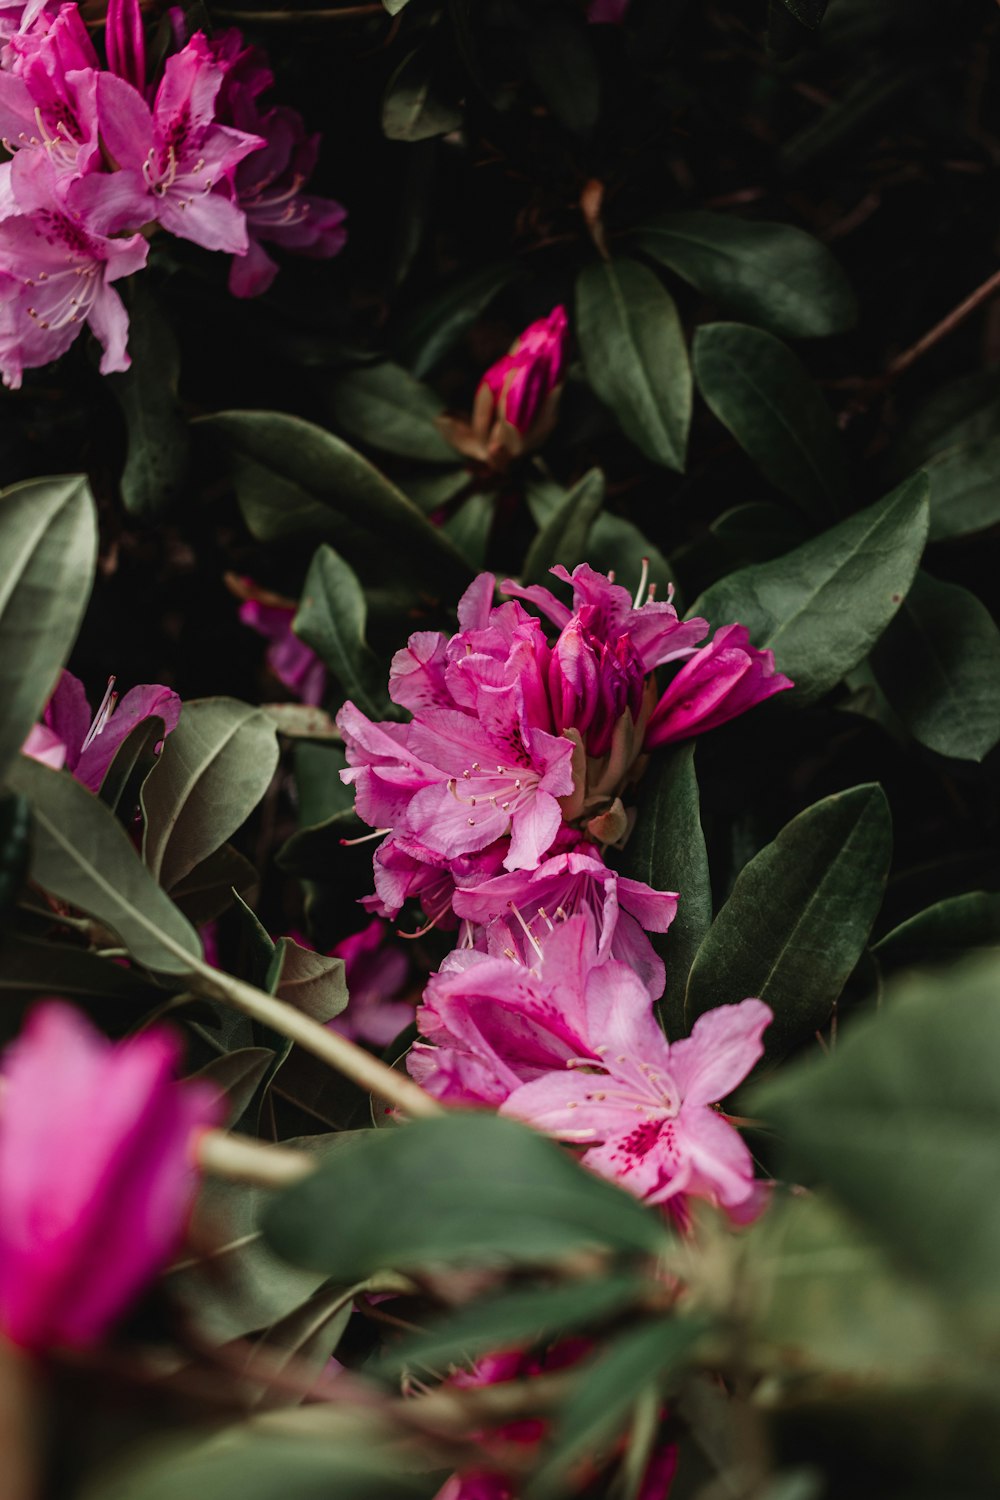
xmin=293 ymin=546 xmax=393 ymax=719
xmin=107 ymin=282 xmax=190 ymax=520
xmin=326 ymin=362 xmax=457 ymax=463
xmin=522 ymin=468 xmax=605 ymax=584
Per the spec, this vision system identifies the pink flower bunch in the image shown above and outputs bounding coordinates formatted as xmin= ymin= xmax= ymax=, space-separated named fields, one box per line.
xmin=22 ymin=667 xmax=180 ymax=792
xmin=0 ymin=0 xmax=345 ymax=386
xmin=0 ymin=1002 xmax=220 ymax=1352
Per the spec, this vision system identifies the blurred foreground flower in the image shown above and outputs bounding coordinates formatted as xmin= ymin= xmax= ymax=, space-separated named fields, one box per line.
xmin=0 ymin=1003 xmax=221 ymax=1352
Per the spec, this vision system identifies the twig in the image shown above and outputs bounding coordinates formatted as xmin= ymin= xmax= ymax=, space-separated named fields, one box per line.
xmin=885 ymin=264 xmax=1000 ymax=381
xmin=196 ymin=1129 xmax=316 ymax=1188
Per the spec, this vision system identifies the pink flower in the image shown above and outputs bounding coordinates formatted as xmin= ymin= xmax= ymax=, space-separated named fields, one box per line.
xmin=327 ymin=918 xmax=414 ymax=1048
xmin=0 ymin=2 xmax=100 ymax=177
xmin=588 ymin=0 xmax=630 ymax=21
xmin=459 ymin=306 xmax=569 ymax=466
xmin=408 ymin=914 xmax=655 ymax=1109
xmin=0 ymin=152 xmax=148 ymax=386
xmin=236 ymin=579 xmax=328 ymax=706
xmin=22 ymin=668 xmax=181 ymax=793
xmin=104 ymin=0 xmax=145 ymax=92
xmin=503 ymin=998 xmax=771 ymax=1218
xmin=96 ymin=34 xmax=263 ymax=253
xmin=644 ymin=624 xmax=792 ymax=748
xmin=0 ymin=1001 xmax=221 ymax=1352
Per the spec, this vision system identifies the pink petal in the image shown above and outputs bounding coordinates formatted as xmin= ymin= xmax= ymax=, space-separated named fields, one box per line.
xmin=667 ymin=999 xmax=772 ymax=1108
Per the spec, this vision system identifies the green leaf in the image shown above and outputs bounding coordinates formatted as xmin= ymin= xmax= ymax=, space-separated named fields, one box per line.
xmin=293 ymin=546 xmax=392 ymax=720
xmin=685 ymin=784 xmax=891 ymax=1060
xmin=379 ymin=1275 xmax=647 ymax=1376
xmin=7 ymin=756 xmax=201 ymax=975
xmin=0 ymin=930 xmax=160 ymax=1002
xmin=383 ymin=0 xmax=411 ymax=12
xmin=106 ymin=281 xmax=190 ymax=520
xmin=522 ymin=468 xmax=605 ymax=585
xmin=394 ymin=262 xmax=517 ymax=379
xmin=527 ymin=15 xmax=600 ymax=136
xmin=632 ymin=212 xmax=855 ymax=339
xmin=98 ymin=714 xmax=165 ymax=820
xmin=170 ymin=842 xmax=258 ymax=925
xmin=270 ymin=935 xmax=348 ymax=1023
xmin=0 ymin=475 xmax=97 ymax=785
xmin=753 ymin=950 xmax=1000 ymax=1317
xmin=525 ymin=1319 xmax=708 ymax=1500
xmin=618 ymin=745 xmax=711 ymax=1038
xmin=874 ymin=891 xmax=1000 ymax=969
xmin=708 ymin=502 xmax=807 ymax=567
xmin=692 ymin=322 xmax=850 ymax=520
xmin=923 ymin=437 xmax=1000 ymax=540
xmin=0 ymin=792 xmax=30 ymax=929
xmin=576 ymin=258 xmax=691 ymax=471
xmin=382 ymin=45 xmax=462 ymax=142
xmin=190 ymin=1048 xmax=276 ymax=1128
xmin=888 ymin=367 xmax=1000 ymax=473
xmin=141 ymin=699 xmax=280 ymax=893
xmin=779 ymin=0 xmax=828 ymax=26
xmin=200 ymin=410 xmax=472 ymax=596
xmin=263 ymin=1114 xmax=669 ymax=1281
xmin=442 ymin=491 xmax=493 ymax=570
xmin=691 ymin=474 xmax=930 ymax=704
xmin=870 ymin=571 xmax=1000 ymax=763
xmin=326 ymin=362 xmax=457 ymax=463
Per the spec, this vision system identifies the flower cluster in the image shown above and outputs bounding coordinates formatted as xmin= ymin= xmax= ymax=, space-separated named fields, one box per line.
xmin=338 ymin=562 xmax=789 ymax=1219
xmin=0 ymin=0 xmax=345 ymax=386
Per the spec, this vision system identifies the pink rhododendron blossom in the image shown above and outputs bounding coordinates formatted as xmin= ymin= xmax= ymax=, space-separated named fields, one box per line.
xmin=0 ymin=0 xmax=60 ymax=51
xmin=237 ymin=580 xmax=328 ymax=706
xmin=22 ymin=668 xmax=181 ymax=792
xmin=408 ymin=914 xmax=655 ymax=1108
xmin=644 ymin=624 xmax=792 ymax=747
xmin=0 ymin=1001 xmax=221 ymax=1351
xmin=503 ymin=997 xmax=772 ymax=1217
xmin=0 ymin=3 xmax=100 ymax=176
xmin=96 ymin=35 xmax=263 ymax=252
xmin=328 ymin=918 xmax=413 ymax=1047
xmin=441 ymin=307 xmax=569 ymax=467
xmin=104 ymin=0 xmax=145 ymax=92
xmin=0 ymin=153 xmax=148 ymax=386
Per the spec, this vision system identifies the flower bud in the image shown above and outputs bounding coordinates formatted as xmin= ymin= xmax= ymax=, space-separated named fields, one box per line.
xmin=470 ymin=306 xmax=569 ymax=466
xmin=644 ymin=623 xmax=793 ymax=748
xmin=105 ymin=0 xmax=146 ymax=91
xmin=548 ymin=618 xmax=600 ymax=740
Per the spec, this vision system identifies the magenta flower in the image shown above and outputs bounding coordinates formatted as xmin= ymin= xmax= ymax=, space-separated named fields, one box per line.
xmin=644 ymin=624 xmax=792 ymax=748
xmin=441 ymin=307 xmax=569 ymax=468
xmin=237 ymin=580 xmax=328 ymax=706
xmin=0 ymin=152 xmax=148 ymax=386
xmin=96 ymin=34 xmax=263 ymax=253
xmin=0 ymin=1002 xmax=221 ymax=1352
xmin=104 ymin=0 xmax=145 ymax=92
xmin=22 ymin=667 xmax=180 ymax=793
xmin=588 ymin=0 xmax=630 ymax=21
xmin=503 ymin=998 xmax=772 ymax=1218
xmin=408 ymin=914 xmax=655 ymax=1108
xmin=0 ymin=3 xmax=100 ymax=176
xmin=327 ymin=918 xmax=413 ymax=1048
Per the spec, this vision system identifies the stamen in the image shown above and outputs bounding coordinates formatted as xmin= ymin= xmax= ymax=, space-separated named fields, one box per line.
xmin=506 ymin=901 xmax=544 ymax=962
xmin=80 ymin=677 xmax=117 ymax=751
xmin=339 ymin=827 xmax=390 ymax=846
xmin=633 ymin=556 xmax=650 ymax=610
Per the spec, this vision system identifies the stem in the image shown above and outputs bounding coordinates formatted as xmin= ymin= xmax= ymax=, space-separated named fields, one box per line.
xmin=196 ymin=1129 xmax=316 ymax=1188
xmin=886 ymin=264 xmax=1000 ymax=380
xmin=209 ymin=4 xmax=384 ymax=19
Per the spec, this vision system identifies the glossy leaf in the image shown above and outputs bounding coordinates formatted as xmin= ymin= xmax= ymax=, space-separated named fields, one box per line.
xmin=326 ymin=361 xmax=457 ymax=463
xmin=923 ymin=437 xmax=1000 ymax=540
xmin=754 ymin=951 xmax=1000 ymax=1316
xmin=293 ymin=546 xmax=392 ymax=720
xmin=874 ymin=891 xmax=1000 ymax=969
xmin=692 ymin=475 xmax=930 ymax=703
xmin=693 ymin=322 xmax=850 ymax=519
xmin=141 ymin=698 xmax=280 ymax=893
xmin=632 ymin=212 xmax=855 ymax=338
xmin=685 ymin=784 xmax=892 ymax=1060
xmin=190 ymin=1048 xmax=277 ymax=1128
xmin=270 ymin=935 xmax=348 ymax=1023
xmin=442 ymin=491 xmax=493 ymax=570
xmin=522 ymin=468 xmax=605 ymax=585
xmin=382 ymin=46 xmax=462 ymax=142
xmin=107 ymin=281 xmax=190 ymax=520
xmin=7 ymin=756 xmax=201 ymax=975
xmin=394 ymin=261 xmax=517 ymax=378
xmin=576 ymin=258 xmax=691 ymax=471
xmin=0 ymin=930 xmax=160 ymax=1002
xmin=170 ymin=842 xmax=258 ymax=925
xmin=618 ymin=744 xmax=711 ymax=1038
xmin=870 ymin=571 xmax=1000 ymax=762
xmin=263 ymin=1113 xmax=669 ymax=1281
xmin=0 ymin=475 xmax=97 ymax=785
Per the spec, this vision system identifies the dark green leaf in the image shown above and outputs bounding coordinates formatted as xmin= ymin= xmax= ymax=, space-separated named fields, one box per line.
xmin=692 ymin=475 xmax=930 ymax=703
xmin=326 ymin=362 xmax=456 ymax=463
xmin=107 ymin=281 xmax=190 ymax=520
xmin=527 ymin=16 xmax=600 ymax=136
xmin=7 ymin=756 xmax=201 ymax=975
xmin=576 ymin=259 xmax=691 ymax=472
xmin=525 ymin=1319 xmax=708 ymax=1500
xmin=692 ymin=322 xmax=850 ymax=520
xmin=270 ymin=935 xmax=347 ymax=1023
xmin=0 ymin=930 xmax=160 ymax=1002
xmin=200 ymin=411 xmax=472 ymax=596
xmin=190 ymin=1048 xmax=277 ymax=1128
xmin=0 ymin=793 xmax=30 ymax=928
xmin=753 ymin=951 xmax=1000 ymax=1317
xmin=0 ymin=476 xmax=97 ymax=784
xmin=709 ymin=502 xmax=807 ymax=567
xmin=141 ymin=699 xmax=280 ymax=892
xmin=685 ymin=784 xmax=891 ymax=1060
xmin=442 ymin=491 xmax=493 ymax=570
xmin=382 ymin=46 xmax=462 ymax=142
xmin=379 ymin=1275 xmax=648 ymax=1376
xmin=888 ymin=367 xmax=1000 ymax=474
xmin=780 ymin=0 xmax=828 ymax=27
xmin=170 ymin=842 xmax=259 ymax=925
xmin=98 ymin=714 xmax=165 ymax=820
xmin=632 ymin=212 xmax=854 ymax=338
xmin=394 ymin=262 xmax=517 ymax=379
xmin=293 ymin=546 xmax=392 ymax=720
xmin=619 ymin=745 xmax=710 ymax=1038
xmin=263 ymin=1114 xmax=668 ymax=1281
xmin=874 ymin=891 xmax=1000 ymax=969
xmin=922 ymin=437 xmax=1000 ymax=540
xmin=522 ymin=468 xmax=605 ymax=585
xmin=870 ymin=571 xmax=1000 ymax=762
